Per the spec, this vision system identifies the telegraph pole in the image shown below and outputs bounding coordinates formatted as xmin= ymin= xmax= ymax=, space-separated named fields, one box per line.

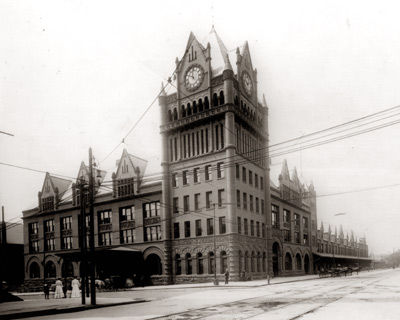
xmin=1 ymin=207 xmax=6 ymax=300
xmin=88 ymin=148 xmax=96 ymax=305
xmin=79 ymin=177 xmax=86 ymax=305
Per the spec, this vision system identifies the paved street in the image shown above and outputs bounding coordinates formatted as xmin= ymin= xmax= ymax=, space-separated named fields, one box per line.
xmin=6 ymin=269 xmax=400 ymax=320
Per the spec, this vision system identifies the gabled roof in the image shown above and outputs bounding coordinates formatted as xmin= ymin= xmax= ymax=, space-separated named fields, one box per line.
xmin=115 ymin=149 xmax=148 ymax=180
xmin=41 ymin=172 xmax=72 ymax=198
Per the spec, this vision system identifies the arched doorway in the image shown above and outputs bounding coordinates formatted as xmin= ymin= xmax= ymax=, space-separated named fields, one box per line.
xmin=296 ymin=254 xmax=302 ymax=271
xmin=272 ymin=242 xmax=280 ymax=277
xmin=304 ymin=254 xmax=310 ymax=274
xmin=62 ymin=260 xmax=74 ymax=278
xmin=45 ymin=261 xmax=56 ymax=279
xmin=30 ymin=262 xmax=40 ymax=279
xmin=146 ymin=254 xmax=162 ymax=275
xmin=285 ymin=253 xmax=292 ymax=271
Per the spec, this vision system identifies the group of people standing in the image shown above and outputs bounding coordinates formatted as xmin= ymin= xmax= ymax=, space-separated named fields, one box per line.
xmin=44 ymin=277 xmax=81 ymax=299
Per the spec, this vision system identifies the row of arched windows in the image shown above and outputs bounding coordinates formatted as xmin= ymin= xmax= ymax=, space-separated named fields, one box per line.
xmin=239 ymin=99 xmax=262 ymax=126
xmin=29 ymin=260 xmax=75 ymax=279
xmin=167 ymin=92 xmax=262 ymax=127
xmin=284 ymin=253 xmax=303 ymax=271
xmin=238 ymin=251 xmax=267 ymax=273
xmin=175 ymin=251 xmax=228 ymax=275
xmin=168 ymin=91 xmax=226 ymax=122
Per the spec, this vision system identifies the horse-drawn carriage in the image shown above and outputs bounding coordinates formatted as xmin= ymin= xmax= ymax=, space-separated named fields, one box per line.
xmin=319 ymin=266 xmax=361 ymax=278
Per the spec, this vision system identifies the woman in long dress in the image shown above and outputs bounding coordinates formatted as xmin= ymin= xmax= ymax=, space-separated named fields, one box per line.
xmin=71 ymin=277 xmax=81 ymax=298
xmin=54 ymin=278 xmax=64 ymax=299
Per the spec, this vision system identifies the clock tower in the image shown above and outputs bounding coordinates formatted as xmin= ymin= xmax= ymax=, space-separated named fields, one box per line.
xmin=159 ymin=27 xmax=271 ymax=283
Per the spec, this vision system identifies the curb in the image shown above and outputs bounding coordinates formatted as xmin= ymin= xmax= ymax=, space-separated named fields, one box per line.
xmin=1 ymin=299 xmax=145 ymax=320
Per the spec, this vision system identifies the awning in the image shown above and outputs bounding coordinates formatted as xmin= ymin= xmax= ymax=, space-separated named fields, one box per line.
xmin=106 ymin=246 xmax=141 ymax=252
xmin=55 ymin=246 xmax=142 ymax=261
xmin=313 ymin=252 xmax=372 ymax=261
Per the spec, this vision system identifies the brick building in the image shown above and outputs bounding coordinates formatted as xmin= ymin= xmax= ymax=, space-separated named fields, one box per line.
xmin=22 ymin=29 xmax=370 ymax=289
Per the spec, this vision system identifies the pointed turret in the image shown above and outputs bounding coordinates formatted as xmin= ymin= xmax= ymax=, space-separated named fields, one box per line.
xmin=159 ymin=82 xmax=168 ymax=125
xmin=262 ymin=94 xmax=268 ymax=108
xmin=160 ymin=82 xmax=167 ymax=96
xmin=224 ymin=54 xmax=233 ymax=72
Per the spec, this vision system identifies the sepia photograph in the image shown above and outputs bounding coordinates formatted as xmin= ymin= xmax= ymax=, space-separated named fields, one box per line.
xmin=1 ymin=0 xmax=400 ymax=319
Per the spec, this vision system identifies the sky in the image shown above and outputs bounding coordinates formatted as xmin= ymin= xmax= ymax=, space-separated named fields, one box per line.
xmin=1 ymin=0 xmax=400 ymax=256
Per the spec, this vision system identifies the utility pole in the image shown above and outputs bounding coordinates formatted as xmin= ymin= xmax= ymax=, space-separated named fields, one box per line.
xmin=79 ymin=177 xmax=86 ymax=305
xmin=89 ymin=148 xmax=96 ymax=305
xmin=1 ymin=206 xmax=6 ymax=300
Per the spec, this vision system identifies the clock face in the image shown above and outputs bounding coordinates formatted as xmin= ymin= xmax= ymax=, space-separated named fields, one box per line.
xmin=242 ymin=72 xmax=253 ymax=96
xmin=184 ymin=64 xmax=204 ymax=91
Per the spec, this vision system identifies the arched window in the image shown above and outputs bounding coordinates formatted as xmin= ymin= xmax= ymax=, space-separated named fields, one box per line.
xmin=285 ymin=253 xmax=292 ymax=271
xmin=220 ymin=251 xmax=227 ymax=274
xmin=181 ymin=105 xmax=186 ymax=118
xmin=296 ymin=254 xmax=302 ymax=270
xmin=187 ymin=103 xmax=192 ymax=116
xmin=175 ymin=254 xmax=181 ymax=275
xmin=204 ymin=96 xmax=210 ymax=110
xmin=173 ymin=108 xmax=178 ymax=120
xmin=62 ymin=260 xmax=74 ymax=278
xmin=186 ymin=253 xmax=192 ymax=275
xmin=168 ymin=110 xmax=172 ymax=122
xmin=219 ymin=91 xmax=225 ymax=105
xmin=251 ymin=252 xmax=255 ymax=272
xmin=238 ymin=250 xmax=242 ymax=272
xmin=234 ymin=96 xmax=239 ymax=106
xmin=208 ymin=252 xmax=215 ymax=274
xmin=263 ymin=252 xmax=267 ymax=272
xmin=30 ymin=262 xmax=40 ymax=279
xmin=257 ymin=252 xmax=261 ymax=272
xmin=193 ymin=101 xmax=197 ymax=114
xmin=197 ymin=253 xmax=204 ymax=274
xmin=146 ymin=254 xmax=163 ymax=275
xmin=245 ymin=251 xmax=249 ymax=272
xmin=198 ymin=99 xmax=204 ymax=112
xmin=212 ymin=93 xmax=219 ymax=107
xmin=45 ymin=261 xmax=56 ymax=279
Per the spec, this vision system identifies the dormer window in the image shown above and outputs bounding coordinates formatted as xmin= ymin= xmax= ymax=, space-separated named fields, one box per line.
xmin=41 ymin=196 xmax=54 ymax=211
xmin=117 ymin=178 xmax=134 ymax=197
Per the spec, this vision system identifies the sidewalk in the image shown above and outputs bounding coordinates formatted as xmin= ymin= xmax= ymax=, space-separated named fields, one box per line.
xmin=0 ymin=274 xmax=320 ymax=319
xmin=0 ymin=296 xmax=145 ymax=320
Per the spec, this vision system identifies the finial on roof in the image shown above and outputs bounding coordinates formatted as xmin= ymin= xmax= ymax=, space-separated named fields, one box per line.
xmin=223 ymin=54 xmax=233 ymax=71
xmin=210 ymin=24 xmax=216 ymax=34
xmin=160 ymin=82 xmax=167 ymax=96
xmin=262 ymin=94 xmax=268 ymax=107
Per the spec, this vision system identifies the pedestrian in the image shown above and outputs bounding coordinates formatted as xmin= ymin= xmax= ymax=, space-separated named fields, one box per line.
xmin=224 ymin=268 xmax=229 ymax=284
xmin=71 ymin=277 xmax=81 ymax=298
xmin=63 ymin=281 xmax=68 ymax=298
xmin=54 ymin=278 xmax=64 ymax=299
xmin=43 ymin=284 xmax=50 ymax=299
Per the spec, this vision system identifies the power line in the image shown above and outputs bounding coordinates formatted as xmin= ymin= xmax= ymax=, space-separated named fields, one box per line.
xmin=4 ymin=105 xmax=400 ymax=194
xmin=0 ymin=130 xmax=14 ymax=137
